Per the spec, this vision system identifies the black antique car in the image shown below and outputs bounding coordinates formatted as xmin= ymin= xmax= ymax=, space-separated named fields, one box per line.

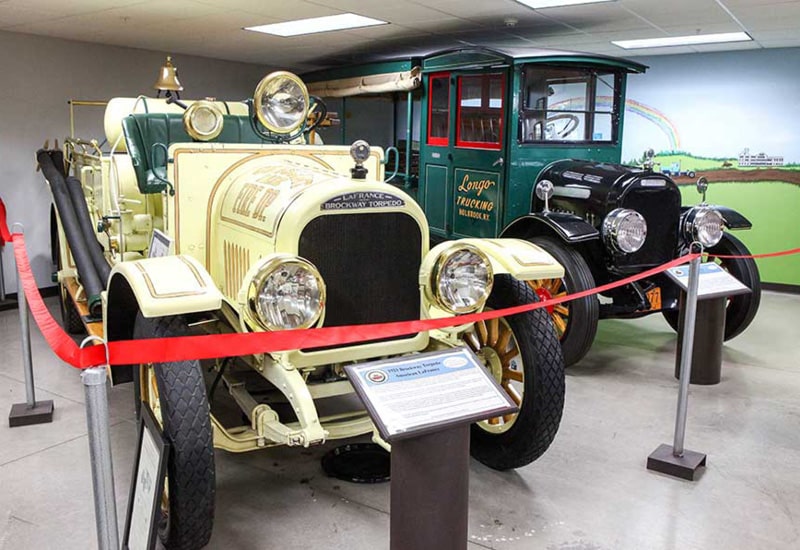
xmin=501 ymin=158 xmax=761 ymax=365
xmin=305 ymin=47 xmax=761 ymax=366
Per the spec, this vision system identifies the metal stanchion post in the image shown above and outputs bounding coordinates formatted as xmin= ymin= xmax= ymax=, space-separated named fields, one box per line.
xmin=8 ymin=224 xmax=54 ymax=427
xmin=647 ymin=247 xmax=707 ymax=480
xmin=81 ymin=335 xmax=120 ymax=550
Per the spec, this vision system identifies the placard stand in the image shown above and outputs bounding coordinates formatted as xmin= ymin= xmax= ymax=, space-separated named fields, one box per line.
xmin=345 ymin=348 xmax=517 ymax=550
xmin=648 ymin=251 xmax=750 ymax=480
xmin=390 ymin=425 xmax=470 ymax=550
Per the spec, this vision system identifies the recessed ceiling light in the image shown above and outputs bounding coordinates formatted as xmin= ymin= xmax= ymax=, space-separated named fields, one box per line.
xmin=612 ymin=32 xmax=752 ymax=49
xmin=245 ymin=13 xmax=387 ymax=37
xmin=515 ymin=0 xmax=614 ymax=8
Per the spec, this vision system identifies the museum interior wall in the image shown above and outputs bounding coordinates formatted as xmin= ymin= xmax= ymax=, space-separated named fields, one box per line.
xmin=621 ymin=47 xmax=800 ymax=287
xmin=0 ymin=30 xmax=270 ymax=294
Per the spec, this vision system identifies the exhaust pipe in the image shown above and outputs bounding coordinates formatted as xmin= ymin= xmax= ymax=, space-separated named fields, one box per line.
xmin=37 ymin=149 xmax=104 ymax=318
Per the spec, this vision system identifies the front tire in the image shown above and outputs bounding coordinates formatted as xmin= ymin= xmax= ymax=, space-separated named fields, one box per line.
xmin=662 ymin=233 xmax=761 ymax=340
xmin=529 ymin=236 xmax=599 ymax=366
xmin=134 ymin=314 xmax=215 ymax=550
xmin=465 ymin=275 xmax=565 ymax=470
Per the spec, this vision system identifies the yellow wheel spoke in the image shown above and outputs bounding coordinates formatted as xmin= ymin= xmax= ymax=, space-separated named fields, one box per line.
xmin=504 ymin=369 xmax=523 ymax=383
xmin=503 ymin=414 xmax=516 ymax=424
xmin=488 ymin=416 xmax=500 ymax=425
xmin=504 ymin=384 xmax=522 ymax=406
xmin=554 ymin=304 xmax=569 ymax=317
xmin=496 ymin=328 xmax=512 ymax=353
xmin=487 ymin=318 xmax=499 ymax=346
xmin=499 ymin=349 xmax=518 ymax=368
xmin=552 ymin=314 xmax=567 ymax=335
xmin=476 ymin=321 xmax=488 ymax=344
xmin=548 ymin=279 xmax=563 ymax=294
xmin=464 ymin=332 xmax=480 ymax=352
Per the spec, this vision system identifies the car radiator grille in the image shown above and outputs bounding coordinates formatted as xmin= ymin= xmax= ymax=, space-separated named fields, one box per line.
xmin=616 ymin=186 xmax=680 ymax=270
xmin=298 ymin=212 xmax=422 ymax=348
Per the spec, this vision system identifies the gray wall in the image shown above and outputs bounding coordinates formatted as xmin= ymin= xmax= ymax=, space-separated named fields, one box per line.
xmin=0 ymin=30 xmax=270 ymax=294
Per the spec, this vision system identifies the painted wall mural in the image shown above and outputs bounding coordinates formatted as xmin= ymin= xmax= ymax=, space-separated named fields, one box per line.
xmin=622 ymin=47 xmax=800 ymax=286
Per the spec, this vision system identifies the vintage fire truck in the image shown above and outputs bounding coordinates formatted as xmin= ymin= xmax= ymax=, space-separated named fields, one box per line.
xmin=43 ymin=67 xmax=567 ymax=548
xmin=305 ymin=47 xmax=761 ymax=367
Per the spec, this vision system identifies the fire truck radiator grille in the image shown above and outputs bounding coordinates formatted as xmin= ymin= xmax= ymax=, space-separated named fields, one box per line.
xmin=299 ymin=213 xmax=422 ymax=346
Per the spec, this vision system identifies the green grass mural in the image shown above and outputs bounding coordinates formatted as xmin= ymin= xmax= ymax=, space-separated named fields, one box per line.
xmin=678 ymin=181 xmax=800 ymax=286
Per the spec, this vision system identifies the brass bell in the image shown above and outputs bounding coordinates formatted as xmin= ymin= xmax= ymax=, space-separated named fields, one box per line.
xmin=153 ymin=56 xmax=183 ymax=93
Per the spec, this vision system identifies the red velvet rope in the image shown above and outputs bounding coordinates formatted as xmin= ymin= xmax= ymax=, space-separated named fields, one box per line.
xmin=2 ymin=203 xmax=796 ymax=369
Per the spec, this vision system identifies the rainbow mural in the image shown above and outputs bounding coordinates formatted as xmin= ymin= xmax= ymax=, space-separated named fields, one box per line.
xmin=552 ymin=97 xmax=681 ymax=151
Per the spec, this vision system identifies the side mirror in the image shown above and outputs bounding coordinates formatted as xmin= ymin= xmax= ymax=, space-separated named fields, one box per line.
xmin=535 ymin=180 xmax=554 ymax=212
xmin=696 ymin=176 xmax=708 ymax=204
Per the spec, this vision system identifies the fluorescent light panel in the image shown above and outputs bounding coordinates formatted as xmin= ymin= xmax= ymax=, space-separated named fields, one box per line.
xmin=245 ymin=13 xmax=387 ymax=37
xmin=613 ymin=32 xmax=752 ymax=49
xmin=515 ymin=0 xmax=614 ymax=8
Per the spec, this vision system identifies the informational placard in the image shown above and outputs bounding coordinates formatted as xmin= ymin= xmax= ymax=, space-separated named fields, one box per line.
xmin=666 ymin=262 xmax=751 ymax=300
xmin=148 ymin=229 xmax=173 ymax=258
xmin=345 ymin=348 xmax=517 ymax=442
xmin=123 ymin=406 xmax=169 ymax=550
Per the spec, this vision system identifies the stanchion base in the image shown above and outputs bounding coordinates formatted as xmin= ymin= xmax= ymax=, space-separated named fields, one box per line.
xmin=8 ymin=400 xmax=54 ymax=427
xmin=647 ymin=443 xmax=706 ymax=481
xmin=0 ymin=298 xmax=17 ymax=312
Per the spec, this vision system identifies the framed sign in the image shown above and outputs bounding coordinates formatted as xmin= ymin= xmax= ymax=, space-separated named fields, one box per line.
xmin=148 ymin=229 xmax=173 ymax=258
xmin=666 ymin=262 xmax=750 ymax=300
xmin=345 ymin=348 xmax=517 ymax=442
xmin=122 ymin=406 xmax=169 ymax=550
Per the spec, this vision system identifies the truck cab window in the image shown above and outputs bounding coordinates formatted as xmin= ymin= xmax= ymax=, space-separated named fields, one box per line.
xmin=520 ymin=66 xmax=619 ymax=144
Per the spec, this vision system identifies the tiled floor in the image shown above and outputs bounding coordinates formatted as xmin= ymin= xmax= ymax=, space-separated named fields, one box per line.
xmin=1 ymin=292 xmax=798 ymax=549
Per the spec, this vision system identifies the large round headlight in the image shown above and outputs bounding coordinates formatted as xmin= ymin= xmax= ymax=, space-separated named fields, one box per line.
xmin=602 ymin=208 xmax=647 ymax=253
xmin=247 ymin=256 xmax=325 ymax=331
xmin=683 ymin=206 xmax=724 ymax=247
xmin=183 ymin=101 xmax=224 ymax=141
xmin=254 ymin=71 xmax=309 ymax=134
xmin=430 ymin=245 xmax=493 ymax=314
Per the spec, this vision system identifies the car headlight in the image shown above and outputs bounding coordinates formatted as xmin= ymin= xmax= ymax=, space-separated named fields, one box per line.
xmin=247 ymin=256 xmax=325 ymax=331
xmin=602 ymin=208 xmax=647 ymax=253
xmin=682 ymin=206 xmax=724 ymax=247
xmin=183 ymin=101 xmax=224 ymax=141
xmin=253 ymin=71 xmax=309 ymax=134
xmin=429 ymin=245 xmax=493 ymax=314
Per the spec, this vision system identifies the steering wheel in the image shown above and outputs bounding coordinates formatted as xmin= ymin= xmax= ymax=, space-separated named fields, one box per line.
xmin=545 ymin=113 xmax=580 ymax=139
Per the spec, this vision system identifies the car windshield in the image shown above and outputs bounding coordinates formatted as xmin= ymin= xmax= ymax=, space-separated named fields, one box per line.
xmin=519 ymin=65 xmax=620 ymax=144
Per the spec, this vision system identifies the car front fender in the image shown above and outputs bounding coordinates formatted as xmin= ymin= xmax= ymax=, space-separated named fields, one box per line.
xmin=420 ymin=238 xmax=565 ymax=284
xmin=501 ymin=212 xmax=599 ymax=243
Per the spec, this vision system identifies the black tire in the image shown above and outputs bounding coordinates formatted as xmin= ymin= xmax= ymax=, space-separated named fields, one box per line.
xmin=467 ymin=275 xmax=565 ymax=470
xmin=662 ymin=233 xmax=761 ymax=341
xmin=529 ymin=236 xmax=599 ymax=366
xmin=133 ymin=314 xmax=215 ymax=550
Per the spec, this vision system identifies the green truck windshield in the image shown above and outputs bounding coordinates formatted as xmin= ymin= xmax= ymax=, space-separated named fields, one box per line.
xmin=519 ymin=65 xmax=621 ymax=144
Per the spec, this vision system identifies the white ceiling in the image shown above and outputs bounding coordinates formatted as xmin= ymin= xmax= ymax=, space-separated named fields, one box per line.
xmin=1 ymin=0 xmax=799 ymax=71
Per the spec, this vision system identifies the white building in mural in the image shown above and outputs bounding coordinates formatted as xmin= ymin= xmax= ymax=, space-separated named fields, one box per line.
xmin=738 ymin=148 xmax=784 ymax=167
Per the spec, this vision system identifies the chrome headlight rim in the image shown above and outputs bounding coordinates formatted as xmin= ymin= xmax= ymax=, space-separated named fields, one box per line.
xmin=428 ymin=244 xmax=494 ymax=315
xmin=253 ymin=71 xmax=310 ymax=135
xmin=602 ymin=208 xmax=648 ymax=254
xmin=183 ymin=100 xmax=224 ymax=141
xmin=246 ymin=255 xmax=326 ymax=331
xmin=683 ymin=206 xmax=725 ymax=248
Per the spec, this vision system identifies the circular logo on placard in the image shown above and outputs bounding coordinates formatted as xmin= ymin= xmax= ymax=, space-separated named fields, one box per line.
xmin=366 ymin=370 xmax=387 ymax=384
xmin=443 ymin=356 xmax=468 ymax=368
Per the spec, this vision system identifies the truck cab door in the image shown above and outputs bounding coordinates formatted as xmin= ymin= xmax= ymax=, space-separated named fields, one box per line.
xmin=448 ymin=71 xmax=506 ymax=239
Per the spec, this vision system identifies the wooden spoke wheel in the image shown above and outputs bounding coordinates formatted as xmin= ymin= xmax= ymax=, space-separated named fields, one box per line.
xmin=465 ymin=316 xmax=524 ymax=434
xmin=529 ymin=236 xmax=599 ymax=367
xmin=466 ymin=275 xmax=566 ymax=471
